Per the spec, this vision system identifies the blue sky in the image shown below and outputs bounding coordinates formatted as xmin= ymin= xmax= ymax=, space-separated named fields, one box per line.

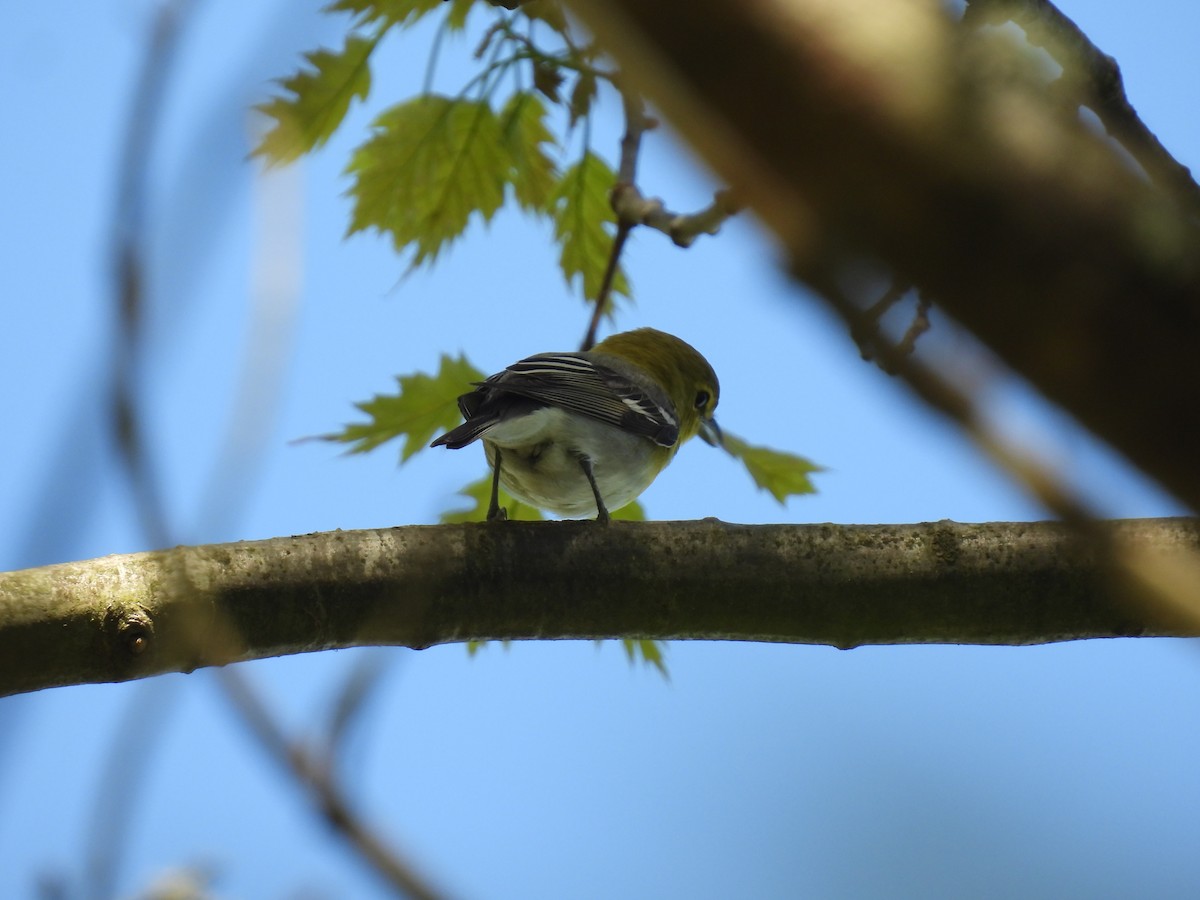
xmin=2 ymin=1 xmax=1199 ymax=897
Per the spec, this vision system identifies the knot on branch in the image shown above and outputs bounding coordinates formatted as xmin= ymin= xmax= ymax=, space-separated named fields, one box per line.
xmin=104 ymin=605 xmax=155 ymax=664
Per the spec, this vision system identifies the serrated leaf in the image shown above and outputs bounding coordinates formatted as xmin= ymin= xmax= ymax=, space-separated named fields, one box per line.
xmin=499 ymin=92 xmax=558 ymax=212
xmin=551 ymin=152 xmax=630 ymax=301
xmin=253 ymin=35 xmax=375 ymax=165
xmin=721 ymin=431 xmax=822 ymax=503
xmin=567 ymin=70 xmax=597 ymax=130
xmin=325 ymin=0 xmax=442 ymax=27
xmin=441 ymin=474 xmax=544 ymax=522
xmin=347 ymin=95 xmax=508 ymax=268
xmin=329 ymin=354 xmax=485 ymax=461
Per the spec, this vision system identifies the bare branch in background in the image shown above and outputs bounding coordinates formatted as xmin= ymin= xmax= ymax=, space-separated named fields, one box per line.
xmin=801 ymin=260 xmax=1200 ymax=633
xmin=216 ymin=668 xmax=446 ymax=900
xmin=86 ymin=680 xmax=180 ymax=900
xmin=95 ymin=3 xmax=199 ymax=896
xmin=322 ymin=650 xmax=395 ymax=776
xmin=962 ymin=0 xmax=1200 ymax=217
xmin=99 ymin=1 xmax=437 ymax=894
xmin=563 ymin=0 xmax=1200 ymax=514
xmin=110 ymin=0 xmax=197 ymax=551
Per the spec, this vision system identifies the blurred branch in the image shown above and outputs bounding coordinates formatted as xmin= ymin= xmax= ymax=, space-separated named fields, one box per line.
xmin=101 ymin=3 xmax=434 ymax=895
xmin=215 ymin=668 xmax=446 ymax=900
xmin=86 ymin=679 xmax=179 ymax=900
xmin=804 ymin=264 xmax=1200 ymax=637
xmin=2 ymin=518 xmax=1199 ymax=697
xmin=110 ymin=0 xmax=197 ymax=550
xmin=962 ymin=0 xmax=1200 ymax=217
xmin=562 ymin=0 xmax=1200 ymax=512
xmin=322 ymin=649 xmax=394 ymax=771
xmin=94 ymin=3 xmax=198 ymax=897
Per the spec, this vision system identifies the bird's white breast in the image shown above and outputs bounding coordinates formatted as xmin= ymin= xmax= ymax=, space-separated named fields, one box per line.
xmin=482 ymin=408 xmax=664 ymax=517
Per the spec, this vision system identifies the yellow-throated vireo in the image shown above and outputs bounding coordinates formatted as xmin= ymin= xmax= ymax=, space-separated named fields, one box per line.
xmin=431 ymin=328 xmax=721 ymax=522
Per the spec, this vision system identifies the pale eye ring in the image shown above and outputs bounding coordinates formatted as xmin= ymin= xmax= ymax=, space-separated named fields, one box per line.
xmin=694 ymin=390 xmax=710 ymax=410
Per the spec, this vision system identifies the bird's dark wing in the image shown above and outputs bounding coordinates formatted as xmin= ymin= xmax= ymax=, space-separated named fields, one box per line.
xmin=430 ymin=352 xmax=679 ymax=449
xmin=491 ymin=353 xmax=679 ymax=446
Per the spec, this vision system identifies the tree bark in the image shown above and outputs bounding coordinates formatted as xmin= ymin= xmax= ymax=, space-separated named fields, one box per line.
xmin=1 ymin=518 xmax=1196 ymax=697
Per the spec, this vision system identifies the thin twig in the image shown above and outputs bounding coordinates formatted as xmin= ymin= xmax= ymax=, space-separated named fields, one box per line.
xmin=612 ymin=184 xmax=741 ymax=248
xmin=579 ymin=85 xmax=648 ymax=350
xmin=581 ymin=84 xmax=740 ymax=350
xmin=610 ymin=86 xmax=739 ymax=247
xmin=615 ymin=83 xmax=648 ymax=186
xmin=580 ymin=224 xmax=631 ymax=351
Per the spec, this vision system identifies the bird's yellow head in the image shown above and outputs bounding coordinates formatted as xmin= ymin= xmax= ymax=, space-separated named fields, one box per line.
xmin=592 ymin=328 xmax=721 ymax=447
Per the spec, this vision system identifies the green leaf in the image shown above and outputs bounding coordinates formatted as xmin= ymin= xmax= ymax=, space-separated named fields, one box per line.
xmin=445 ymin=0 xmax=475 ymax=31
xmin=620 ymin=639 xmax=669 ymax=679
xmin=551 ymin=151 xmax=630 ymax=301
xmin=721 ymin=431 xmax=822 ymax=503
xmin=609 ymin=499 xmax=645 ymax=521
xmin=465 ymin=639 xmax=512 ymax=656
xmin=325 ymin=0 xmax=442 ymax=27
xmin=499 ymin=93 xmax=558 ymax=212
xmin=441 ymin=474 xmax=545 ymax=522
xmin=253 ymin=35 xmax=375 ymax=165
xmin=347 ymin=95 xmax=509 ymax=268
xmin=329 ymin=354 xmax=485 ymax=460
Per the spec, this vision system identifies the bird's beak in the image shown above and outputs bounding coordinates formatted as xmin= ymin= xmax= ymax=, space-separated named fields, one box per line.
xmin=700 ymin=417 xmax=723 ymax=447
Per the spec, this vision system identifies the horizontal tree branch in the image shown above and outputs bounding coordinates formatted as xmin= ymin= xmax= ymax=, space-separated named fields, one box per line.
xmin=1 ymin=518 xmax=1197 ymax=697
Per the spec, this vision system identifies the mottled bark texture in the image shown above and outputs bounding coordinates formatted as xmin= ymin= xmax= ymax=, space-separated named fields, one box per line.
xmin=1 ymin=519 xmax=1196 ymax=696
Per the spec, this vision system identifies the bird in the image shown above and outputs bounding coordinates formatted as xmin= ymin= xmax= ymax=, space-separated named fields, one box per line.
xmin=430 ymin=328 xmax=721 ymax=522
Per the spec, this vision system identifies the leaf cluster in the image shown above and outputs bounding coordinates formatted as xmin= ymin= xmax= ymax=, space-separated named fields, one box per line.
xmin=255 ymin=0 xmax=624 ymax=303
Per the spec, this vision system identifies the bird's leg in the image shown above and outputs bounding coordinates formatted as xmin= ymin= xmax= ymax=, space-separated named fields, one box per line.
xmin=487 ymin=446 xmax=508 ymax=522
xmin=577 ymin=456 xmax=610 ymax=524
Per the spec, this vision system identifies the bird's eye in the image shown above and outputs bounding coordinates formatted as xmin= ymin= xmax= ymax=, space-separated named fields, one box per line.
xmin=694 ymin=390 xmax=710 ymax=410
